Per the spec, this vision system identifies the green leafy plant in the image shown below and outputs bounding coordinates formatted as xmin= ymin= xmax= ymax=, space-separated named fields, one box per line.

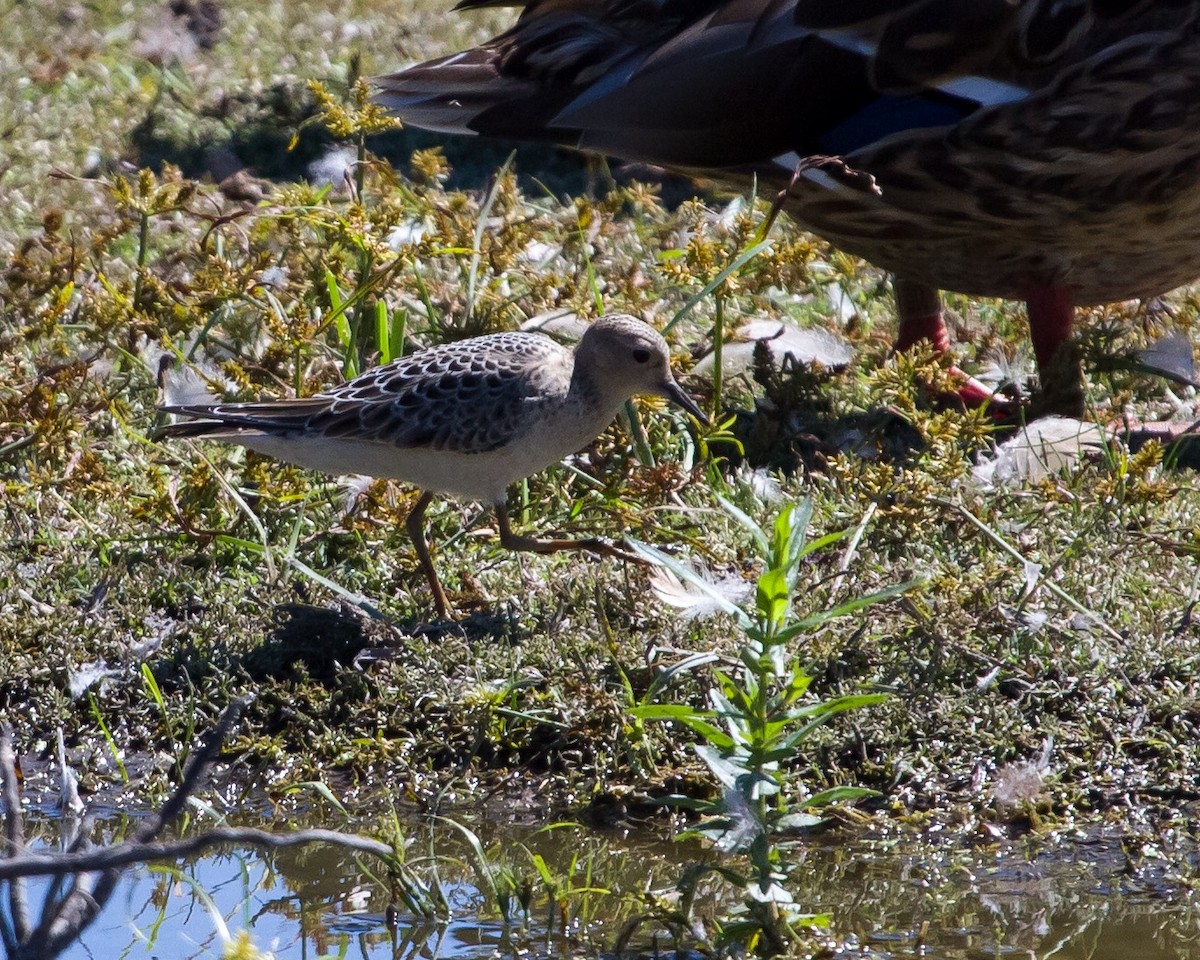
xmin=632 ymin=498 xmax=912 ymax=954
xmin=441 ymin=816 xmax=534 ymax=928
xmin=523 ymin=827 xmax=613 ymax=942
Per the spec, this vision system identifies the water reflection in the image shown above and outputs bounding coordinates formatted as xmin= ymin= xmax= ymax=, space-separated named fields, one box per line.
xmin=790 ymin=831 xmax=1200 ymax=960
xmin=5 ymin=808 xmax=1200 ymax=959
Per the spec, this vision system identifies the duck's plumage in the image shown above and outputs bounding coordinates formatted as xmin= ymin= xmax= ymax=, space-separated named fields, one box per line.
xmin=378 ymin=1 xmax=1200 ymax=411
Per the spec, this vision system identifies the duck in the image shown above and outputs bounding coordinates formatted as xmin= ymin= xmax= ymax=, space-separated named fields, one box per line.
xmin=375 ymin=1 xmax=1200 ymax=416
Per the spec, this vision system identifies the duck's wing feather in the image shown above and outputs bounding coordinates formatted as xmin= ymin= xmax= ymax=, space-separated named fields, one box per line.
xmin=375 ymin=0 xmax=1199 ymax=166
xmin=159 ymin=334 xmax=568 ymax=455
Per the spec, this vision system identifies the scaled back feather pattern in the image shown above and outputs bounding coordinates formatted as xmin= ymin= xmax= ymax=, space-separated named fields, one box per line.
xmin=377 ymin=1 xmax=1200 ymax=414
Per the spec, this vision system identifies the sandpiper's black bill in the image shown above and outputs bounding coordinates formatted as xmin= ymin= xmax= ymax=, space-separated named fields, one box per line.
xmin=665 ymin=381 xmax=708 ymax=425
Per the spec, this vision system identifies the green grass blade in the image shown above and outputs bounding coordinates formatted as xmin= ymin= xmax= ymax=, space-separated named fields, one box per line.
xmin=664 ymin=238 xmax=772 ymax=333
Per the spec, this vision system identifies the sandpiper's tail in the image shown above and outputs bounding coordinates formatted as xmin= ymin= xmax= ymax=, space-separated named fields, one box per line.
xmin=155 ymin=417 xmax=228 ymax=441
xmin=156 ymin=401 xmax=324 ymax=440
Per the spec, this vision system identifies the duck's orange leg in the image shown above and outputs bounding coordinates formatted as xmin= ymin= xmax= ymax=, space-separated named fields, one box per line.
xmin=893 ymin=277 xmax=1000 ymax=408
xmin=1027 ymin=285 xmax=1084 ymax=418
xmin=893 ymin=277 xmax=950 ymax=354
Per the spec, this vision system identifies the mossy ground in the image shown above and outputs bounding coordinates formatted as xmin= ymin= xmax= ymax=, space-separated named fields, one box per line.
xmin=4 ymin=0 xmax=1200 ymax=855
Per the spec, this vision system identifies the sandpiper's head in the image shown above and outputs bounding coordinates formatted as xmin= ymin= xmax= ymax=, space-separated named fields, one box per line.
xmin=574 ymin=314 xmax=706 ymax=422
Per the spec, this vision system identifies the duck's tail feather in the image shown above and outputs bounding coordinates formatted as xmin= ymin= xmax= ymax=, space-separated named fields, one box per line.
xmin=374 ymin=49 xmax=581 ymax=142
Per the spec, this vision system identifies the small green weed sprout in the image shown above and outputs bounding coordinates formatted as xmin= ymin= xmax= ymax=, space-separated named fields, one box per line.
xmin=443 ymin=817 xmax=616 ymax=945
xmin=631 ymin=498 xmax=913 ymax=954
xmin=442 ymin=816 xmax=534 ymax=928
xmin=660 ymin=197 xmax=779 ymax=420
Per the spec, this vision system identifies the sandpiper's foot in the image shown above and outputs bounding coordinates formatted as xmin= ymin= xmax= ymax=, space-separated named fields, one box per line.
xmin=495 ymin=505 xmax=642 ymax=565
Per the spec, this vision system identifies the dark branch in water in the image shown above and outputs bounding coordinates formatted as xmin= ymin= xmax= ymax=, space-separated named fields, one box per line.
xmin=0 ymin=699 xmax=397 ymax=960
xmin=1 ymin=724 xmax=32 ymax=950
xmin=0 ymin=826 xmax=395 ymax=881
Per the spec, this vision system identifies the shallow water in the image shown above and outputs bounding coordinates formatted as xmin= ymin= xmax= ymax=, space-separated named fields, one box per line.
xmin=5 ymin=806 xmax=1200 ymax=960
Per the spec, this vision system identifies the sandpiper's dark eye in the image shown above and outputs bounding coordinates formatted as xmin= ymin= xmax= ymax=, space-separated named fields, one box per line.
xmin=632 ymin=348 xmax=651 ymax=364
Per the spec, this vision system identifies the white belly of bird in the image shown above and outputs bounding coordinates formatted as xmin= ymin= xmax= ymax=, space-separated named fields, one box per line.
xmin=233 ymin=399 xmax=619 ymax=505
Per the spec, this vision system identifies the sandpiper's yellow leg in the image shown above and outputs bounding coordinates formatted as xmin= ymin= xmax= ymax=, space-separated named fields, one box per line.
xmin=405 ymin=490 xmax=449 ymax=618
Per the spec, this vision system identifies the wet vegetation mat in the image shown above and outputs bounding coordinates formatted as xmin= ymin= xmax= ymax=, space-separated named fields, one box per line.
xmin=4 ymin=0 xmax=1200 ymax=956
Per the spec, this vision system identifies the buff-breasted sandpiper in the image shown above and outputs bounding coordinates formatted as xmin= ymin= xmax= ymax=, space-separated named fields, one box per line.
xmin=159 ymin=314 xmax=705 ymax=617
